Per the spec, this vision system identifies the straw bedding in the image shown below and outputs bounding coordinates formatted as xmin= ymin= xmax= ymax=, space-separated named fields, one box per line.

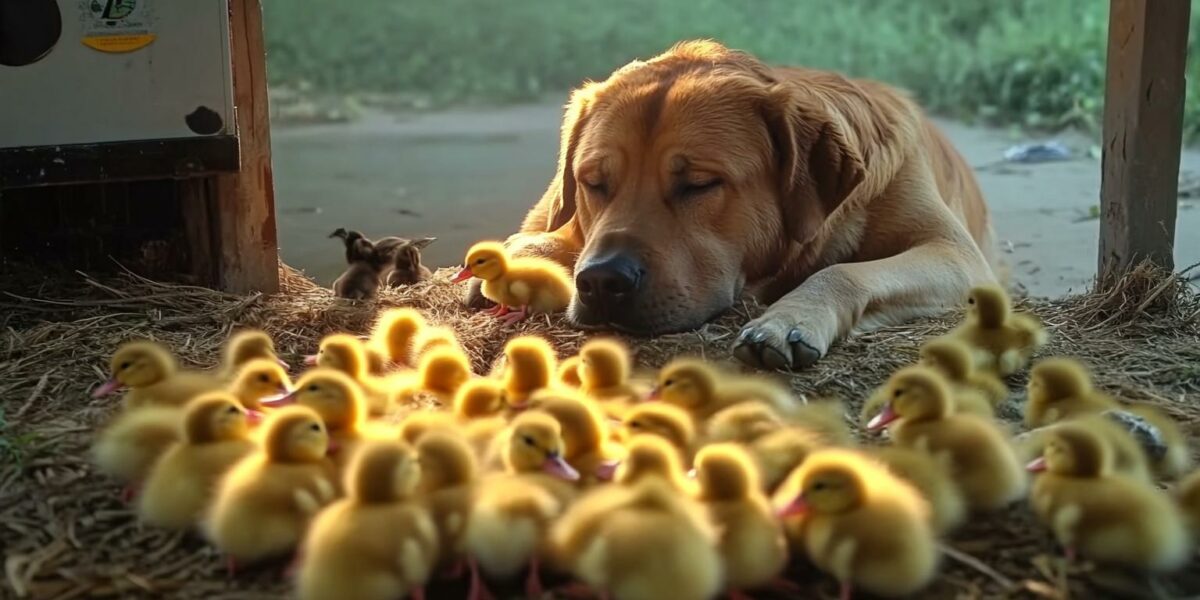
xmin=1 ymin=261 xmax=1198 ymax=599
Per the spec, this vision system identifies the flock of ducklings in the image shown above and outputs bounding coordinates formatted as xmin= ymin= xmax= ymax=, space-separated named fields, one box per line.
xmin=88 ymin=285 xmax=1200 ymax=600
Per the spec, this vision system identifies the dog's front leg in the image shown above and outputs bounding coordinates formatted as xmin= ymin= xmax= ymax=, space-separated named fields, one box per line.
xmin=732 ymin=241 xmax=993 ymax=370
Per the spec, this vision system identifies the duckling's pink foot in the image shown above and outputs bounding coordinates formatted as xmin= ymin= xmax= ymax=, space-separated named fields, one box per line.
xmin=499 ymin=306 xmax=530 ymax=326
xmin=119 ymin=484 xmax=139 ymax=504
xmin=525 ymin=556 xmax=545 ymax=599
xmin=482 ymin=303 xmax=509 ymax=317
xmin=839 ymin=581 xmax=853 ymax=600
xmin=467 ymin=557 xmax=495 ymax=600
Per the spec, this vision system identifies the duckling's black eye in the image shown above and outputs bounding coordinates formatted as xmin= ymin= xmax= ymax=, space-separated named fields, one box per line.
xmin=811 ymin=482 xmax=827 ymax=491
xmin=119 ymin=362 xmax=132 ymax=370
xmin=968 ymin=298 xmax=976 ymax=305
xmin=893 ymin=389 xmax=903 ymax=398
xmin=475 ymin=258 xmax=486 ymax=265
xmin=227 ymin=406 xmax=241 ymax=414
xmin=663 ymin=379 xmax=674 ymax=387
xmin=258 ymin=374 xmax=269 ymax=383
xmin=521 ymin=435 xmax=536 ymax=447
xmin=310 ymin=423 xmax=322 ymax=432
xmin=629 ymin=421 xmax=642 ymax=429
xmin=308 ymin=385 xmax=319 ymax=392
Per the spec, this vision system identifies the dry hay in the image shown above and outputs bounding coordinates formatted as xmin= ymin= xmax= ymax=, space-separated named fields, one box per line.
xmin=1 ymin=261 xmax=1199 ymax=599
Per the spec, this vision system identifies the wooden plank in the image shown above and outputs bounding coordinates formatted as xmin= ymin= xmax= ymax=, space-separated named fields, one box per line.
xmin=1098 ymin=0 xmax=1190 ymax=280
xmin=213 ymin=0 xmax=279 ymax=293
xmin=0 ymin=137 xmax=239 ymax=189
xmin=179 ymin=178 xmax=218 ymax=286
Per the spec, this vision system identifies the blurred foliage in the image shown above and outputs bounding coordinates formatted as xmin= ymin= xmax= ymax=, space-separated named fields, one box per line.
xmin=264 ymin=0 xmax=1200 ymax=138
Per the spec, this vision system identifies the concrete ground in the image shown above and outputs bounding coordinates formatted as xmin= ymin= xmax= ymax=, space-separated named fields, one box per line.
xmin=272 ymin=102 xmax=1200 ymax=298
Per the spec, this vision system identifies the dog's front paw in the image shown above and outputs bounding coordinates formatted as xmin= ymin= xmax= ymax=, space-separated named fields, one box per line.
xmin=462 ymin=279 xmax=495 ymax=310
xmin=732 ymin=315 xmax=823 ymax=371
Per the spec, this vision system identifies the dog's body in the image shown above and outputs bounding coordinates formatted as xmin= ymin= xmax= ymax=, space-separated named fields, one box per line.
xmin=472 ymin=41 xmax=998 ymax=369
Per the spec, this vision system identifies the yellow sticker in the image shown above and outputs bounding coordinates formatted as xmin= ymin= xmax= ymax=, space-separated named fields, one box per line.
xmin=81 ymin=33 xmax=156 ymax=53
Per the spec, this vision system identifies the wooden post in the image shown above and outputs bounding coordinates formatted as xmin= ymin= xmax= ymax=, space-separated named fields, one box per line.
xmin=1098 ymin=0 xmax=1190 ymax=281
xmin=214 ymin=0 xmax=280 ymax=293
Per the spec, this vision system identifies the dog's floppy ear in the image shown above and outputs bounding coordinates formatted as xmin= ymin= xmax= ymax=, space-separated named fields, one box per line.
xmin=764 ymin=85 xmax=866 ymax=244
xmin=545 ymin=87 xmax=594 ymax=232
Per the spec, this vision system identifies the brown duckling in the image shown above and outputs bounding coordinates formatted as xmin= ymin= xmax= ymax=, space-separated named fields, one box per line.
xmin=383 ymin=237 xmax=436 ymax=286
xmin=330 ymin=229 xmax=388 ymax=300
xmin=205 ymin=406 xmax=338 ymax=570
xmin=297 ymin=440 xmax=438 ymax=600
xmin=137 ymin=393 xmax=257 ymax=529
xmin=947 ymin=284 xmax=1047 ymax=376
xmin=1027 ymin=424 xmax=1191 ymax=570
xmin=867 ymin=366 xmax=1026 ymax=511
xmin=93 ymin=340 xmax=224 ymax=410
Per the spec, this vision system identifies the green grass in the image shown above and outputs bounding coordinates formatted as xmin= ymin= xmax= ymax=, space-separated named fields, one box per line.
xmin=263 ymin=0 xmax=1200 ymax=138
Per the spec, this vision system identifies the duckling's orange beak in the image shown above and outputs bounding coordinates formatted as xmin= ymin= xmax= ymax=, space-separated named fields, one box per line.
xmin=594 ymin=459 xmax=620 ymax=482
xmin=245 ymin=409 xmax=265 ymax=426
xmin=451 ymin=266 xmax=474 ymax=283
xmin=92 ymin=378 xmax=123 ymax=398
xmin=866 ymin=403 xmax=899 ymax=431
xmin=776 ymin=496 xmax=809 ymax=518
xmin=646 ymin=386 xmax=661 ymax=401
xmin=1026 ymin=457 xmax=1047 ymax=472
xmin=543 ymin=452 xmax=581 ymax=481
xmin=260 ymin=389 xmax=299 ymax=408
xmin=303 ymin=354 xmax=318 ymax=367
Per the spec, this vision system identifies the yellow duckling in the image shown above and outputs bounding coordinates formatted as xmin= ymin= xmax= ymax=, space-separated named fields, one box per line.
xmin=694 ymin=444 xmax=788 ymax=598
xmin=310 ymin=334 xmax=395 ymax=415
xmin=392 ymin=347 xmax=473 ymax=407
xmin=1027 ymin=424 xmax=1191 ymax=570
xmin=704 ymin=401 xmax=785 ymax=444
xmin=1015 ymin=414 xmax=1154 ymax=484
xmin=415 ymin=325 xmax=464 ymax=359
xmin=453 ymin=378 xmax=508 ymax=420
xmin=550 ymin=436 xmax=717 ymax=600
xmin=205 ymin=406 xmax=338 ymax=571
xmin=620 ymin=402 xmax=696 ymax=463
xmin=92 ymin=405 xmax=181 ymax=501
xmin=1176 ymin=470 xmax=1200 ymax=538
xmin=651 ymin=358 xmax=798 ymax=422
xmin=704 ymin=401 xmax=848 ymax=492
xmin=530 ymin=388 xmax=624 ymax=483
xmin=227 ymin=358 xmax=292 ymax=414
xmin=416 ymin=430 xmax=479 ymax=573
xmin=745 ymin=424 xmax=834 ymax=493
xmin=137 ymin=393 xmax=256 ymax=529
xmin=452 ymin=240 xmax=573 ymax=325
xmin=464 ymin=412 xmax=580 ymax=600
xmin=557 ymin=355 xmax=583 ymax=388
xmin=947 ymin=284 xmax=1047 ymax=376
xmin=577 ymin=338 xmax=649 ymax=405
xmin=297 ymin=440 xmax=438 ymax=600
xmin=502 ymin=335 xmax=557 ymax=408
xmin=397 ymin=411 xmax=460 ymax=446
xmin=867 ymin=366 xmax=1026 ymax=511
xmin=217 ymin=329 xmax=287 ymax=380
xmin=371 ymin=307 xmax=427 ymax=367
xmin=868 ymin=446 xmax=967 ymax=535
xmin=264 ymin=368 xmax=379 ymax=471
xmin=92 ymin=340 xmax=223 ymax=410
xmin=773 ymin=448 xmax=937 ymax=599
xmin=1027 ymin=358 xmax=1191 ymax=477
xmin=919 ymin=337 xmax=1008 ymax=407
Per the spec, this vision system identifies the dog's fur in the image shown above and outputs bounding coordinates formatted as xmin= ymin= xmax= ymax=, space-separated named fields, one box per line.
xmin=470 ymin=41 xmax=998 ymax=369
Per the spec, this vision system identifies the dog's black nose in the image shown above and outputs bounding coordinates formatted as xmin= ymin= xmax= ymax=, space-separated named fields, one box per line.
xmin=576 ymin=253 xmax=644 ymax=310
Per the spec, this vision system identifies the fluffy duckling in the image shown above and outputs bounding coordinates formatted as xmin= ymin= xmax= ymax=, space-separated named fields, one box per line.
xmin=1176 ymin=470 xmax=1200 ymax=538
xmin=416 ymin=431 xmax=479 ymax=572
xmin=384 ymin=237 xmax=436 ymax=287
xmin=1016 ymin=414 xmax=1154 ymax=483
xmin=550 ymin=477 xmax=720 ymax=600
xmin=577 ymin=338 xmax=648 ymax=404
xmin=614 ymin=435 xmax=694 ymax=492
xmin=746 ymin=424 xmax=833 ymax=493
xmin=311 ymin=334 xmax=393 ymax=415
xmin=773 ymin=448 xmax=937 ymax=599
xmin=947 ymin=284 xmax=1047 ymax=376
xmin=867 ymin=366 xmax=1026 ymax=511
xmin=415 ymin=325 xmax=464 ymax=359
xmin=330 ymin=229 xmax=387 ymax=300
xmin=137 ymin=393 xmax=256 ymax=529
xmin=265 ymin=368 xmax=379 ymax=471
xmin=620 ymin=402 xmax=696 ymax=462
xmin=694 ymin=444 xmax=788 ymax=598
xmin=205 ymin=406 xmax=338 ymax=569
xmin=217 ymin=329 xmax=287 ymax=380
xmin=704 ymin=401 xmax=785 ymax=445
xmin=464 ymin=412 xmax=580 ymax=600
xmin=651 ymin=358 xmax=797 ymax=422
xmin=92 ymin=406 xmax=181 ymax=499
xmin=1027 ymin=424 xmax=1191 ymax=570
xmin=1027 ymin=358 xmax=1191 ymax=477
xmin=452 ymin=240 xmax=573 ymax=325
xmin=557 ymin=356 xmax=582 ymax=388
xmin=868 ymin=446 xmax=967 ymax=535
xmin=703 ymin=401 xmax=848 ymax=492
xmin=919 ymin=337 xmax=1008 ymax=407
xmin=228 ymin=358 xmax=292 ymax=413
xmin=371 ymin=307 xmax=427 ymax=367
xmin=297 ymin=440 xmax=438 ymax=600
xmin=392 ymin=346 xmax=472 ymax=406
xmin=530 ymin=388 xmax=624 ymax=483
xmin=93 ymin=340 xmax=224 ymax=410
xmin=502 ymin=335 xmax=557 ymax=408
xmin=453 ymin=378 xmax=508 ymax=420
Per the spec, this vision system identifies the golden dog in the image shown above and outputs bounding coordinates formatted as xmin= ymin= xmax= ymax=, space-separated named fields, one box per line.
xmin=468 ymin=41 xmax=999 ymax=370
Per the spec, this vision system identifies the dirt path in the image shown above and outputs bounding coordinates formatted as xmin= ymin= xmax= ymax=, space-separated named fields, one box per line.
xmin=272 ymin=102 xmax=1200 ymax=297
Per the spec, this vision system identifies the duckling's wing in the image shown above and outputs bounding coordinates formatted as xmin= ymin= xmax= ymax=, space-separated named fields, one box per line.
xmin=507 ymin=280 xmax=533 ymax=306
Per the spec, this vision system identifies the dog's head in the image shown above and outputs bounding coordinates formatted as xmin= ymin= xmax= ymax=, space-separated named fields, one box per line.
xmin=547 ymin=41 xmax=866 ymax=334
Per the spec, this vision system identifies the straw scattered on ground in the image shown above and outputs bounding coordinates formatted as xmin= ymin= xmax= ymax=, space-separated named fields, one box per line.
xmin=1 ymin=261 xmax=1198 ymax=599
